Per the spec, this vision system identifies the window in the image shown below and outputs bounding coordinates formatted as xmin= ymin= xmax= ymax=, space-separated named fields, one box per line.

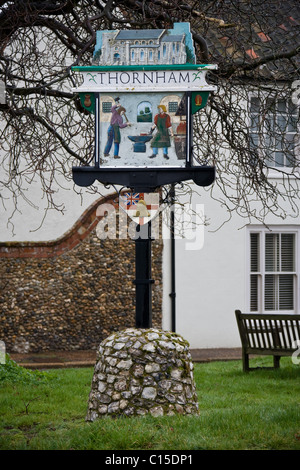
xmin=249 ymin=228 xmax=297 ymax=312
xmin=168 ymin=102 xmax=179 ymax=113
xmin=250 ymin=96 xmax=298 ymax=168
xmin=140 ymin=50 xmax=144 ymax=61
xmin=102 ymin=102 xmax=112 ymax=113
xmin=137 ymin=101 xmax=152 ymax=123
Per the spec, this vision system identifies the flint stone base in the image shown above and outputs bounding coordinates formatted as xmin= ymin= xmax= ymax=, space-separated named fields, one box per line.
xmin=86 ymin=328 xmax=199 ymax=420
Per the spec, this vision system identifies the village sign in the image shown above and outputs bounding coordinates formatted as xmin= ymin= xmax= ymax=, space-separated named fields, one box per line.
xmin=71 ymin=23 xmax=217 ymax=328
xmin=71 ymin=22 xmax=217 ymax=193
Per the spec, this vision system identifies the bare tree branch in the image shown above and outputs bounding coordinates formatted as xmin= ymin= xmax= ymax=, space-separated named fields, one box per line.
xmin=0 ymin=0 xmax=299 ymax=228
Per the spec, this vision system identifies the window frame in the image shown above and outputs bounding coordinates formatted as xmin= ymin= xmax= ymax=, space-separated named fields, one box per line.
xmin=247 ymin=226 xmax=299 ymax=314
xmin=248 ymin=91 xmax=299 ymax=175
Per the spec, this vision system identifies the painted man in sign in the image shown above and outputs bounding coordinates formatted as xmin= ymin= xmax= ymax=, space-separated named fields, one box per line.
xmin=149 ymin=104 xmax=174 ymax=160
xmin=104 ymin=97 xmax=132 ymax=159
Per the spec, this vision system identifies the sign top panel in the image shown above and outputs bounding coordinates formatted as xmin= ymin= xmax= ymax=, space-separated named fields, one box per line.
xmin=93 ymin=22 xmax=196 ymax=67
xmin=72 ymin=23 xmax=217 ymax=94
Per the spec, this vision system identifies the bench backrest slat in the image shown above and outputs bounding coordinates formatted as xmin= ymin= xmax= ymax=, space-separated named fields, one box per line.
xmin=296 ymin=320 xmax=300 ymax=339
xmin=284 ymin=320 xmax=293 ymax=348
xmin=249 ymin=319 xmax=257 ymax=348
xmin=259 ymin=319 xmax=267 ymax=348
xmin=273 ymin=319 xmax=283 ymax=349
xmin=291 ymin=320 xmax=300 ymax=343
xmin=264 ymin=318 xmax=274 ymax=349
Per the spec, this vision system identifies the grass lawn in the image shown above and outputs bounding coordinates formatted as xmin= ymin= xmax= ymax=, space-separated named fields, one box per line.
xmin=0 ymin=355 xmax=299 ymax=450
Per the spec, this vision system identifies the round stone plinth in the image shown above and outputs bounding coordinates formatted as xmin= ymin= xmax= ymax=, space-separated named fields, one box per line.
xmin=86 ymin=328 xmax=199 ymax=420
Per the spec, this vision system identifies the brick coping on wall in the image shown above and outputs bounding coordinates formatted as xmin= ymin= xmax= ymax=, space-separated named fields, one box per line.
xmin=0 ymin=192 xmax=119 ymax=259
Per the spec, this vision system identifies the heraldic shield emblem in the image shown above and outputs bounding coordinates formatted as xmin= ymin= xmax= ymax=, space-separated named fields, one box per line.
xmin=119 ymin=191 xmax=160 ymax=226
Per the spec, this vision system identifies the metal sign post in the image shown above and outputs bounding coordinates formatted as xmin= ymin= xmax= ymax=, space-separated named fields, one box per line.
xmin=134 ymin=222 xmax=153 ymax=328
xmin=71 ymin=23 xmax=217 ymax=329
xmin=120 ymin=192 xmax=159 ymax=328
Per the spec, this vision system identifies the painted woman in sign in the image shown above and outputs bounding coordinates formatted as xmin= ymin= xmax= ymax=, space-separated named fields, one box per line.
xmin=149 ymin=104 xmax=174 ymax=160
xmin=104 ymin=98 xmax=131 ymax=159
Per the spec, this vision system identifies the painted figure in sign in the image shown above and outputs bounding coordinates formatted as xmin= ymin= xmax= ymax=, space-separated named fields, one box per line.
xmin=149 ymin=105 xmax=174 ymax=160
xmin=104 ymin=98 xmax=131 ymax=159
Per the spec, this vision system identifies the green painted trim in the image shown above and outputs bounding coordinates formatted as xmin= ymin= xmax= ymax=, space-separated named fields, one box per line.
xmin=72 ymin=64 xmax=216 ymax=72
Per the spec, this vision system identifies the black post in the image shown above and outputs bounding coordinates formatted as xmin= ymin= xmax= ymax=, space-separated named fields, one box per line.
xmin=94 ymin=93 xmax=100 ymax=168
xmin=134 ymin=221 xmax=154 ymax=328
xmin=186 ymin=91 xmax=192 ymax=168
xmin=170 ymin=184 xmax=176 ymax=332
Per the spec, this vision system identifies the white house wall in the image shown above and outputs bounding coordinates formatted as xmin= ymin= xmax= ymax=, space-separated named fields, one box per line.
xmin=162 ymin=174 xmax=300 ymax=349
xmin=0 ymin=179 xmax=110 ymax=242
xmin=162 ymin=186 xmax=246 ymax=349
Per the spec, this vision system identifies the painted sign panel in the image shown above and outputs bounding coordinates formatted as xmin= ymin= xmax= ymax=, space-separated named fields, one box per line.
xmin=98 ymin=92 xmax=187 ymax=167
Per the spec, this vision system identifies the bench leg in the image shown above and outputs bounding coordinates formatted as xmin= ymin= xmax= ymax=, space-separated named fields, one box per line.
xmin=242 ymin=351 xmax=250 ymax=372
xmin=273 ymin=355 xmax=280 ymax=369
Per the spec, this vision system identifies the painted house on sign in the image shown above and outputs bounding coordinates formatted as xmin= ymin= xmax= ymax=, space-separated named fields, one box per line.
xmin=93 ymin=25 xmax=192 ymax=66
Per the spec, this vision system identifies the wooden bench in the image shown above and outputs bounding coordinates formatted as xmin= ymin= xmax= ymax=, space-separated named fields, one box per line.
xmin=235 ymin=310 xmax=300 ymax=372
